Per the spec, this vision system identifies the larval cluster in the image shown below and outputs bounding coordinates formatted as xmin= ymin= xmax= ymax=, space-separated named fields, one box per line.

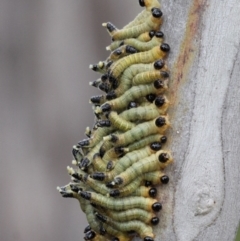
xmin=58 ymin=0 xmax=173 ymax=240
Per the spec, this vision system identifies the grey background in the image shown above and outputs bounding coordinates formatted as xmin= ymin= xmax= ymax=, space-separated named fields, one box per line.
xmin=0 ymin=1 xmax=140 ymax=241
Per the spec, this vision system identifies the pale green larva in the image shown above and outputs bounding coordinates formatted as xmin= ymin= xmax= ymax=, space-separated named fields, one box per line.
xmin=112 ymin=150 xmax=173 ymax=186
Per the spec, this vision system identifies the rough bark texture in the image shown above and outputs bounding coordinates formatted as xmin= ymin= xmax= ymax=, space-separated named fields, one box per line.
xmin=148 ymin=0 xmax=240 ymax=240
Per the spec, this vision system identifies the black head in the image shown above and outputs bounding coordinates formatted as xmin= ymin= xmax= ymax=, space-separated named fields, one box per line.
xmin=151 ymin=217 xmax=160 ymax=225
xmin=149 ymin=187 xmax=157 ymax=198
xmin=144 ymin=236 xmax=154 ymax=241
xmin=152 ymin=202 xmax=162 ymax=212
xmin=151 ymin=8 xmax=163 ymax=18
xmin=155 ymin=117 xmax=166 ymax=127
xmin=158 ymin=152 xmax=169 ymax=163
xmin=155 ymin=96 xmax=165 ymax=107
xmin=146 ymin=93 xmax=156 ymax=103
xmin=154 ymin=59 xmax=165 ymax=70
xmin=110 ymin=189 xmax=120 ymax=197
xmin=160 ymin=43 xmax=170 ymax=52
xmin=139 ymin=0 xmax=145 ymax=7
xmin=161 ymin=175 xmax=169 ymax=184
xmin=150 ymin=142 xmax=162 ymax=151
xmin=149 ymin=30 xmax=156 ymax=38
xmin=155 ymin=31 xmax=164 ymax=38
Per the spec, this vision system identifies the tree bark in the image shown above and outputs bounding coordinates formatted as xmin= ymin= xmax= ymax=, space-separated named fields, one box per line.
xmin=150 ymin=0 xmax=240 ymax=240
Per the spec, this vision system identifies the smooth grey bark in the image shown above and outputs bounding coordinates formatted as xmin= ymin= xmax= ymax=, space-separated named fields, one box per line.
xmin=147 ymin=0 xmax=240 ymax=241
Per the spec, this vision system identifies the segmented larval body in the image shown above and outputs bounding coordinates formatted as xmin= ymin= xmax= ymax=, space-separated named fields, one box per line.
xmin=58 ymin=1 xmax=173 ymax=240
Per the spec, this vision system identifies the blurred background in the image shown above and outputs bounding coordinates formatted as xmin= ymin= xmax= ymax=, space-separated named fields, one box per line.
xmin=0 ymin=1 xmax=239 ymax=241
xmin=0 ymin=1 xmax=140 ymax=241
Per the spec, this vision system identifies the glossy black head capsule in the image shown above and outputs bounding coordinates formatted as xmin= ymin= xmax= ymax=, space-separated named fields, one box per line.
xmin=113 ymin=49 xmax=122 ymax=56
xmin=90 ymin=95 xmax=102 ymax=104
xmin=148 ymin=30 xmax=156 ymax=39
xmin=154 ymin=79 xmax=164 ymax=89
xmin=161 ymin=135 xmax=167 ymax=143
xmin=91 ymin=172 xmax=105 ymax=181
xmin=151 ymin=8 xmax=162 ymax=18
xmin=95 ymin=213 xmax=107 ymax=223
xmin=84 ymin=225 xmax=91 ymax=233
xmin=101 ymin=73 xmax=108 ymax=82
xmin=155 ymin=31 xmax=164 ymax=38
xmin=101 ymin=103 xmax=111 ymax=112
xmin=78 ymin=139 xmax=90 ymax=147
xmin=106 ymin=60 xmax=113 ymax=69
xmin=139 ymin=0 xmax=145 ymax=7
xmin=155 ymin=117 xmax=166 ymax=127
xmin=144 ymin=236 xmax=154 ymax=241
xmin=106 ymin=91 xmax=117 ymax=100
xmin=149 ymin=187 xmax=157 ymax=198
xmin=152 ymin=202 xmax=162 ymax=212
xmin=150 ymin=142 xmax=162 ymax=151
xmin=151 ymin=217 xmax=160 ymax=225
xmin=99 ymin=82 xmax=110 ymax=93
xmin=79 ymin=158 xmax=90 ymax=169
xmin=70 ymin=184 xmax=81 ymax=193
xmin=97 ymin=120 xmax=111 ymax=127
xmin=126 ymin=45 xmax=137 ymax=54
xmin=158 ymin=153 xmax=169 ymax=163
xmin=84 ymin=230 xmax=96 ymax=240
xmin=62 ymin=192 xmax=74 ymax=198
xmin=161 ymin=175 xmax=169 ymax=184
xmin=109 ymin=189 xmax=120 ymax=197
xmin=91 ymin=64 xmax=98 ymax=71
xmin=146 ymin=93 xmax=156 ymax=103
xmin=161 ymin=71 xmax=169 ymax=79
xmin=106 ymin=182 xmax=114 ymax=188
xmin=160 ymin=43 xmax=170 ymax=52
xmin=79 ymin=191 xmax=91 ymax=200
xmin=154 ymin=59 xmax=165 ymax=70
xmin=106 ymin=22 xmax=117 ymax=32
xmin=155 ymin=96 xmax=165 ymax=107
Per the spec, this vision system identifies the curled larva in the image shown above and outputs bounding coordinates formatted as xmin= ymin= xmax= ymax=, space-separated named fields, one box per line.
xmin=77 ymin=126 xmax=114 ymax=148
xmin=108 ymin=96 xmax=170 ymax=129
xmin=105 ymin=208 xmax=159 ymax=225
xmin=97 ymin=82 xmax=168 ymax=114
xmin=143 ymin=171 xmax=170 ymax=185
xmin=112 ymin=150 xmax=173 ymax=186
xmin=104 ymin=116 xmax=170 ymax=147
xmin=132 ymin=69 xmax=169 ymax=86
xmin=95 ymin=212 xmax=154 ymax=239
xmin=79 ymin=140 xmax=104 ymax=170
xmin=91 ymin=145 xmax=159 ymax=182
xmin=102 ymin=146 xmax=129 ymax=162
xmin=122 ymin=0 xmax=161 ymax=29
xmin=109 ymin=178 xmax=158 ymax=198
xmin=107 ymin=31 xmax=155 ymax=51
xmin=127 ymin=134 xmax=167 ymax=152
xmin=108 ymin=44 xmax=170 ymax=80
xmin=109 ymin=8 xmax=163 ymax=40
xmin=79 ymin=191 xmax=162 ymax=212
